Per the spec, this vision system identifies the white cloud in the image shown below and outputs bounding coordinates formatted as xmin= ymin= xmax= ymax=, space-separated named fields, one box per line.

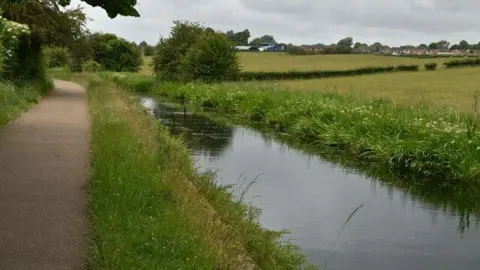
xmin=70 ymin=0 xmax=480 ymax=46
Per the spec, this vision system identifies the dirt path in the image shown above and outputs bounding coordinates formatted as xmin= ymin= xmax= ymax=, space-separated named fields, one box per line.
xmin=0 ymin=80 xmax=90 ymax=270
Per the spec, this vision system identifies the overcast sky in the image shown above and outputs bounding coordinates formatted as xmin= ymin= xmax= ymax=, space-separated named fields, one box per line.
xmin=70 ymin=0 xmax=480 ymax=46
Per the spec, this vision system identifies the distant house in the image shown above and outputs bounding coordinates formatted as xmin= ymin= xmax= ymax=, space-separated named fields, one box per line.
xmin=258 ymin=45 xmax=284 ymax=52
xmin=234 ymin=46 xmax=259 ymax=52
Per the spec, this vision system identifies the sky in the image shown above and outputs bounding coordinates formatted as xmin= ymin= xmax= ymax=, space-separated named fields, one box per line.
xmin=70 ymin=0 xmax=480 ymax=47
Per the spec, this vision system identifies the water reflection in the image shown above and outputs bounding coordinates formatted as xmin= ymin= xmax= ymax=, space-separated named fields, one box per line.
xmin=141 ymin=97 xmax=480 ymax=270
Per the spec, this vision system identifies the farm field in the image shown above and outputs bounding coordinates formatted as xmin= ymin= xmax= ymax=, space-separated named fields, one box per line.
xmin=262 ymin=67 xmax=480 ymax=112
xmin=140 ymin=53 xmax=467 ymax=75
xmin=238 ymin=52 xmax=465 ymax=72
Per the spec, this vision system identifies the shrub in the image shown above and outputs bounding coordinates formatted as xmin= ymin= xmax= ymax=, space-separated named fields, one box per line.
xmin=395 ymin=65 xmax=420 ymax=71
xmin=424 ymin=62 xmax=438 ymax=71
xmin=237 ymin=66 xmax=396 ymax=81
xmin=285 ymin=46 xmax=313 ymax=55
xmin=444 ymin=58 xmax=480 ymax=68
xmin=143 ymin=45 xmax=155 ymax=56
xmin=181 ymin=31 xmax=240 ymax=82
xmin=45 ymin=47 xmax=70 ymax=68
xmin=82 ymin=60 xmax=103 ymax=72
xmin=91 ymin=33 xmax=142 ymax=72
xmin=70 ymin=37 xmax=94 ymax=72
xmin=153 ymin=21 xmax=204 ymax=80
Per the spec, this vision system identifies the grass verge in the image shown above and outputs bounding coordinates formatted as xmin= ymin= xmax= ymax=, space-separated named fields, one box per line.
xmin=50 ymin=70 xmax=313 ymax=269
xmin=102 ymin=72 xmax=480 ymax=188
xmin=0 ymin=78 xmax=52 ymax=128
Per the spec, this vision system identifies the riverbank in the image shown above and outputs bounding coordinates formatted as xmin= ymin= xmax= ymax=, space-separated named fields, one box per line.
xmin=49 ymin=71 xmax=312 ymax=269
xmin=0 ymin=79 xmax=52 ymax=128
xmin=103 ymin=72 xmax=480 ymax=188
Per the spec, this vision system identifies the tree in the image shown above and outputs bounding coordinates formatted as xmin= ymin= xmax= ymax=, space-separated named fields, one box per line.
xmin=90 ymin=33 xmax=142 ymax=72
xmin=153 ymin=21 xmax=204 ymax=80
xmin=428 ymin=42 xmax=438 ymax=50
xmin=370 ymin=42 xmax=383 ymax=53
xmin=459 ymin=40 xmax=469 ymax=50
xmin=7 ymin=0 xmax=139 ymax=18
xmin=436 ymin=40 xmax=450 ymax=50
xmin=399 ymin=45 xmax=415 ymax=50
xmin=250 ymin=35 xmax=276 ymax=46
xmin=335 ymin=37 xmax=353 ymax=54
xmin=226 ymin=29 xmax=250 ymax=45
xmin=417 ymin=44 xmax=428 ymax=50
xmin=143 ymin=45 xmax=155 ymax=56
xmin=181 ymin=31 xmax=239 ymax=81
xmin=450 ymin=44 xmax=460 ymax=50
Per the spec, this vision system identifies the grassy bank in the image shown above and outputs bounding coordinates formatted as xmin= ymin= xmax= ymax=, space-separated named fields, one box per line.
xmin=103 ymin=72 xmax=480 ymax=188
xmin=0 ymin=79 xmax=52 ymax=128
xmin=270 ymin=67 xmax=480 ymax=112
xmin=51 ymin=71 xmax=312 ymax=269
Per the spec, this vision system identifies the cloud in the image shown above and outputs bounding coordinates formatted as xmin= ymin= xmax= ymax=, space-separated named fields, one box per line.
xmin=70 ymin=0 xmax=480 ymax=46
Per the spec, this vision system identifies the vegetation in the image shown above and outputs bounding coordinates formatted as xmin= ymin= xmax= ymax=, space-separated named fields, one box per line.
xmin=444 ymin=58 xmax=480 ymax=68
xmin=238 ymin=66 xmax=396 ymax=81
xmin=90 ymin=33 xmax=142 ymax=72
xmin=154 ymin=21 xmax=239 ymax=82
xmin=44 ymin=47 xmax=70 ymax=68
xmin=0 ymin=5 xmax=52 ymax=127
xmin=238 ymin=53 xmax=461 ymax=72
xmin=424 ymin=62 xmax=438 ymax=70
xmin=107 ymin=76 xmax=480 ymax=187
xmin=0 ymin=79 xmax=51 ymax=127
xmin=272 ymin=67 xmax=480 ymax=112
xmin=82 ymin=60 xmax=103 ymax=72
xmin=51 ymin=71 xmax=313 ymax=269
xmin=395 ymin=64 xmax=419 ymax=71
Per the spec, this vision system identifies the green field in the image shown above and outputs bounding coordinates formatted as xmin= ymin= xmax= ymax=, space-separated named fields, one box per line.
xmin=238 ymin=52 xmax=464 ymax=72
xmin=141 ymin=53 xmax=465 ymax=75
xmin=264 ymin=67 xmax=480 ymax=112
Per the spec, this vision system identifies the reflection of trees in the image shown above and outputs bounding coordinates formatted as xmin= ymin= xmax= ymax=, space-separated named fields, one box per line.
xmin=152 ymin=102 xmax=234 ymax=158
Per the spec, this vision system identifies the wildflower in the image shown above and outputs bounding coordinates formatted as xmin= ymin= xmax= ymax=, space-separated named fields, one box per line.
xmin=477 ymin=147 xmax=480 ymax=150
xmin=451 ymin=140 xmax=455 ymax=144
xmin=468 ymin=140 xmax=473 ymax=144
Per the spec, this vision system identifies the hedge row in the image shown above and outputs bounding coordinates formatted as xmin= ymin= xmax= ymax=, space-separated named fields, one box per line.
xmin=236 ymin=65 xmax=420 ymax=81
xmin=444 ymin=58 xmax=480 ymax=68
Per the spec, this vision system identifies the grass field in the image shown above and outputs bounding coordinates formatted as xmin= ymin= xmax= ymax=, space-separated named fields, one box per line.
xmin=267 ymin=67 xmax=480 ymax=113
xmin=238 ymin=52 xmax=464 ymax=72
xmin=141 ymin=53 xmax=466 ymax=75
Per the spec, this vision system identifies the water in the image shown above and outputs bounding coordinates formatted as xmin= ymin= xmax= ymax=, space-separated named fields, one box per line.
xmin=142 ymin=97 xmax=480 ymax=270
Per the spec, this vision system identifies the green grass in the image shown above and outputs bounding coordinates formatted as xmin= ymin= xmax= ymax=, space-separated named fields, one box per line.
xmin=0 ymin=79 xmax=52 ymax=128
xmin=141 ymin=53 xmax=465 ymax=75
xmin=238 ymin=52 xmax=465 ymax=72
xmin=268 ymin=67 xmax=480 ymax=112
xmin=50 ymin=70 xmax=313 ymax=269
xmin=102 ymin=72 xmax=480 ymax=187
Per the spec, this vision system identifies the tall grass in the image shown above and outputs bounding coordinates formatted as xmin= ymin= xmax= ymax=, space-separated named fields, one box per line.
xmin=0 ymin=79 xmax=51 ymax=127
xmin=111 ymin=76 xmax=480 ymax=187
xmin=53 ymin=71 xmax=314 ymax=269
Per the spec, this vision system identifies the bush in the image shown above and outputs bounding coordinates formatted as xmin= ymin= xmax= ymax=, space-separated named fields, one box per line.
xmin=82 ymin=60 xmax=103 ymax=72
xmin=444 ymin=58 xmax=480 ymax=68
xmin=70 ymin=37 xmax=94 ymax=72
xmin=91 ymin=33 xmax=142 ymax=72
xmin=285 ymin=46 xmax=313 ymax=55
xmin=424 ymin=62 xmax=438 ymax=71
xmin=181 ymin=31 xmax=240 ymax=82
xmin=237 ymin=66 xmax=396 ymax=81
xmin=395 ymin=65 xmax=420 ymax=71
xmin=153 ymin=21 xmax=204 ymax=80
xmin=45 ymin=47 xmax=70 ymax=68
